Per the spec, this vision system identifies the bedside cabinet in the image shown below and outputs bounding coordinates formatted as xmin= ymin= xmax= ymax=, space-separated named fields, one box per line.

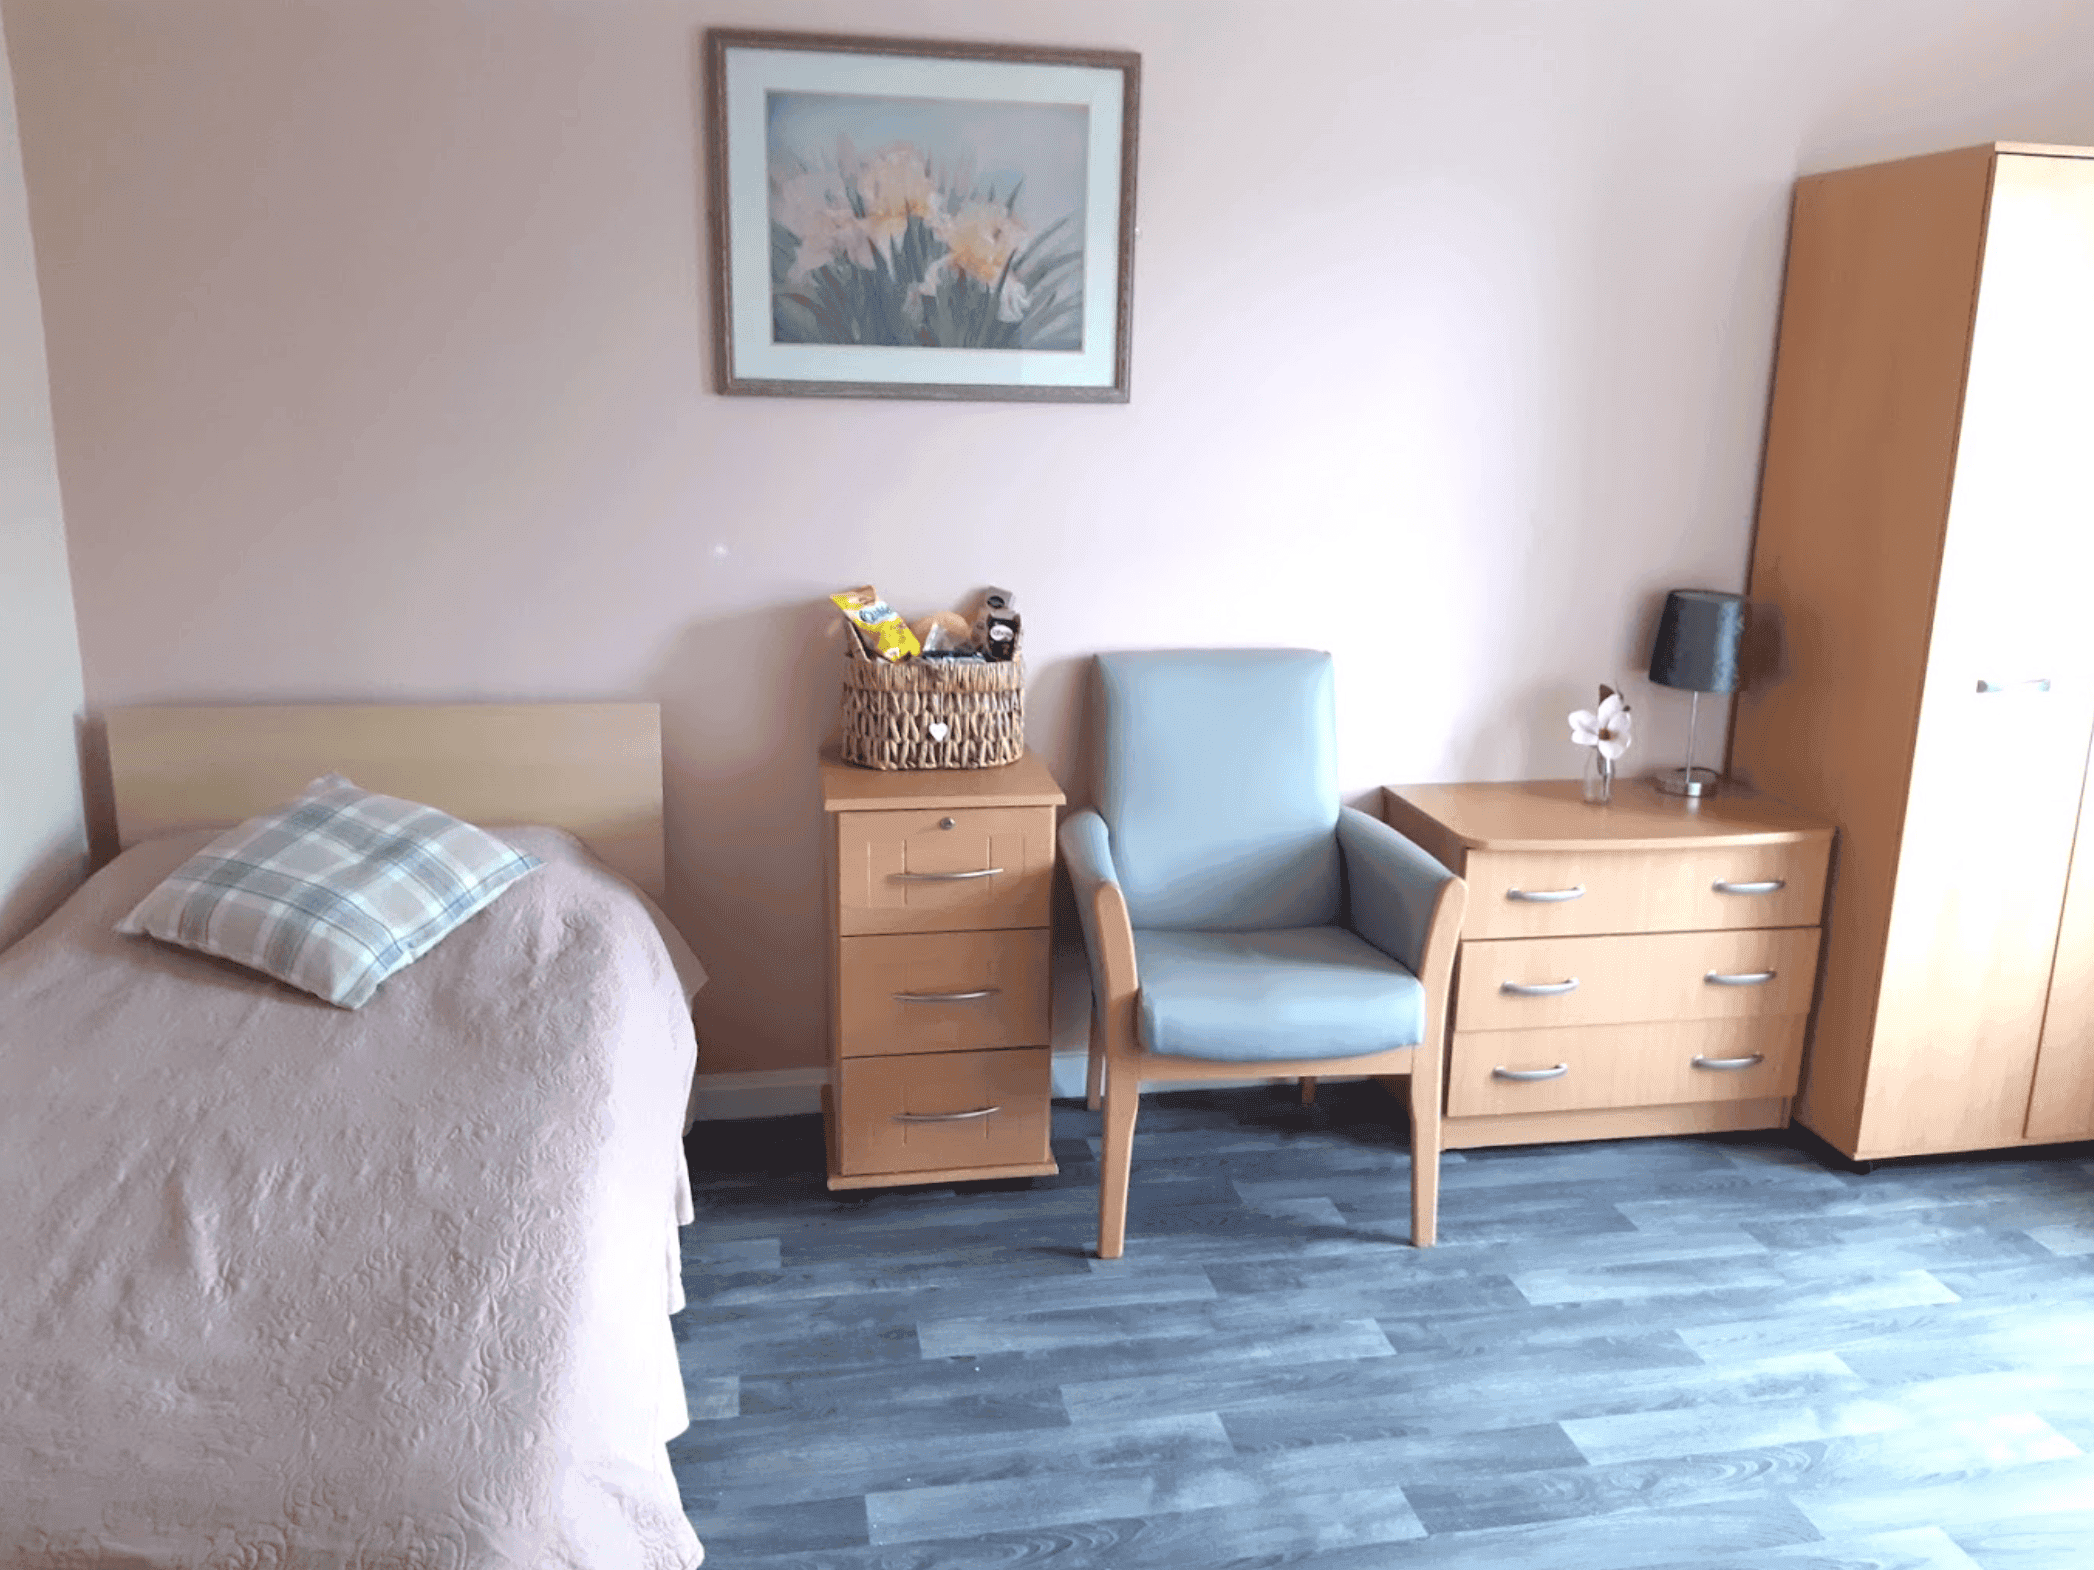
xmin=1382 ymin=780 xmax=1835 ymax=1150
xmin=818 ymin=749 xmax=1065 ymax=1189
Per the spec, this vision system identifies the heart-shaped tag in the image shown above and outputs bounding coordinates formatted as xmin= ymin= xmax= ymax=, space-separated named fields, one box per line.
xmin=928 ymin=720 xmax=950 ymax=742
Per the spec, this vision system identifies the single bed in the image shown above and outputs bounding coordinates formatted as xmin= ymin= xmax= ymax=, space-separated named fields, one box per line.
xmin=0 ymin=703 xmax=705 ymax=1569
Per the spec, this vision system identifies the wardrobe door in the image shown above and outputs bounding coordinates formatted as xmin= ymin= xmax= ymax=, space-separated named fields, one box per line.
xmin=2012 ymin=156 xmax=2094 ymax=1145
xmin=1863 ymin=153 xmax=2094 ymax=1157
xmin=1736 ymin=148 xmax=1996 ymax=1158
xmin=2030 ymin=742 xmax=2094 ymax=1142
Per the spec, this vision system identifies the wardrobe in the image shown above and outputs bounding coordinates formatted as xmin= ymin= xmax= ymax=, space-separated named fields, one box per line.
xmin=1730 ymin=143 xmax=2094 ymax=1161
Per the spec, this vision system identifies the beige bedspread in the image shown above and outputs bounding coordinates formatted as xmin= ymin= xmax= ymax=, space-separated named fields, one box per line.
xmin=0 ymin=827 xmax=704 ymax=1569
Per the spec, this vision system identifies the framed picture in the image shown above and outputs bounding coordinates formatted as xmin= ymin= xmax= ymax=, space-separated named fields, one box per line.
xmin=706 ymin=29 xmax=1140 ymax=402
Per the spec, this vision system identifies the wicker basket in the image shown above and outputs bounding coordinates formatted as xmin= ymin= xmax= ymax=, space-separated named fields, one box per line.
xmin=839 ymin=633 xmax=1025 ymax=770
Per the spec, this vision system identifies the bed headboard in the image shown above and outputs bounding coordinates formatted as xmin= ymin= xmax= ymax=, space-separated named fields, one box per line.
xmin=104 ymin=703 xmax=666 ymax=901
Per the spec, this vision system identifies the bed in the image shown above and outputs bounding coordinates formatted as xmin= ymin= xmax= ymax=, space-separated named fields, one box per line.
xmin=0 ymin=703 xmax=705 ymax=1569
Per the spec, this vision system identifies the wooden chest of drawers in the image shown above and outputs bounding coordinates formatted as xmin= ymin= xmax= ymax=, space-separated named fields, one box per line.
xmin=1383 ymin=779 xmax=1835 ymax=1149
xmin=819 ymin=750 xmax=1064 ymax=1189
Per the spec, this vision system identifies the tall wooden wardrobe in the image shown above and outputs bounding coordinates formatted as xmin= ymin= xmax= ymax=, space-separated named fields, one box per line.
xmin=1730 ymin=143 xmax=2094 ymax=1161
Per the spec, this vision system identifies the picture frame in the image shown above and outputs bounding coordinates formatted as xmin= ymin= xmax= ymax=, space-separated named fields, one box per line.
xmin=705 ymin=29 xmax=1140 ymax=403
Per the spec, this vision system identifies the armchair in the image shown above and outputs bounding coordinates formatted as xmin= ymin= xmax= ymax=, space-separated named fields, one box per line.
xmin=1061 ymin=650 xmax=1466 ymax=1258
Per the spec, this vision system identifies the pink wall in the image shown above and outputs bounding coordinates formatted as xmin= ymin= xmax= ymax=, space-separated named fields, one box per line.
xmin=11 ymin=0 xmax=2094 ymax=1072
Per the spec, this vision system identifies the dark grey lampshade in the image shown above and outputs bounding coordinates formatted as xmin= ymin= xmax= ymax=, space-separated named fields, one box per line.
xmin=1649 ymin=589 xmax=1746 ymax=694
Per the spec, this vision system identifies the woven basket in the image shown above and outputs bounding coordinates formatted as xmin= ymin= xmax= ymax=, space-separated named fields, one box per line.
xmin=839 ymin=634 xmax=1025 ymax=770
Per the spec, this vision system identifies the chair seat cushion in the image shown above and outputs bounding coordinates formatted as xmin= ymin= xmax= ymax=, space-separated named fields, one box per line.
xmin=1133 ymin=926 xmax=1426 ymax=1063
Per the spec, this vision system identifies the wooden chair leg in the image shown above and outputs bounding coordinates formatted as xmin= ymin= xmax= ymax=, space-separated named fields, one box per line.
xmin=1097 ymin=1069 xmax=1141 ymax=1260
xmin=1300 ymin=1076 xmax=1318 ymax=1105
xmin=1408 ymin=1052 xmax=1440 ymax=1248
xmin=1086 ymin=1014 xmax=1106 ymax=1112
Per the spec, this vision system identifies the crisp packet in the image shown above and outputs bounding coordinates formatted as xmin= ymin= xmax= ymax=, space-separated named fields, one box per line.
xmin=831 ymin=586 xmax=921 ymax=663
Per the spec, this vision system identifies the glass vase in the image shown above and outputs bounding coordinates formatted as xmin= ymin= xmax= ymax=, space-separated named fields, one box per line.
xmin=1582 ymin=749 xmax=1615 ymax=805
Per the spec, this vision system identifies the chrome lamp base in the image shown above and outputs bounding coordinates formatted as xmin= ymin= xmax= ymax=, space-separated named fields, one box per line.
xmin=1657 ymin=688 xmax=1727 ymax=799
xmin=1655 ymin=765 xmax=1724 ymax=798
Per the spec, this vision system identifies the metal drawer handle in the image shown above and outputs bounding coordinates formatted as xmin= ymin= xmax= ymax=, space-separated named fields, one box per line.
xmin=1706 ymin=969 xmax=1777 ymax=987
xmin=893 ymin=1105 xmax=1001 ymax=1123
xmin=1713 ymin=878 xmax=1785 ymax=896
xmin=1501 ymin=978 xmax=1579 ymax=997
xmin=1493 ymin=1063 xmax=1570 ymax=1081
xmin=1507 ymin=886 xmax=1585 ymax=903
xmin=892 ymin=867 xmax=1004 ymax=882
xmin=894 ymin=988 xmax=1000 ymax=1003
xmin=1977 ymin=677 xmax=2051 ymax=694
xmin=1693 ymin=1053 xmax=1766 ymax=1071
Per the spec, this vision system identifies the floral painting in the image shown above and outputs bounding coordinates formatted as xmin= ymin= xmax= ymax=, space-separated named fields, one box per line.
xmin=767 ymin=96 xmax=1089 ymax=353
xmin=709 ymin=31 xmax=1140 ymax=401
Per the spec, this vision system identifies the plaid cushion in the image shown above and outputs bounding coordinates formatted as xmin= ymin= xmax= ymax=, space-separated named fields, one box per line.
xmin=116 ymin=775 xmax=541 ymax=1008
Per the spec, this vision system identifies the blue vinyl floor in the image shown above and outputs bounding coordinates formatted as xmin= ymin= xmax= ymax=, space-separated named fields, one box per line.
xmin=672 ymin=1086 xmax=2094 ymax=1568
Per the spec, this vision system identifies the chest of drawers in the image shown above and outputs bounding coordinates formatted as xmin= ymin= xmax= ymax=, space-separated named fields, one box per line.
xmin=1383 ymin=779 xmax=1835 ymax=1149
xmin=819 ymin=750 xmax=1064 ymax=1189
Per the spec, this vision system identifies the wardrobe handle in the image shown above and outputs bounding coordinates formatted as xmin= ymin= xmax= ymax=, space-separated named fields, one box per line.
xmin=892 ymin=867 xmax=1003 ymax=882
xmin=1692 ymin=1053 xmax=1766 ymax=1071
xmin=1500 ymin=979 xmax=1579 ymax=997
xmin=1492 ymin=1063 xmax=1570 ymax=1082
xmin=1506 ymin=886 xmax=1585 ymax=903
xmin=1705 ymin=969 xmax=1777 ymax=987
xmin=893 ymin=1106 xmax=1001 ymax=1123
xmin=1712 ymin=879 xmax=1785 ymax=896
xmin=894 ymin=988 xmax=1000 ymax=1003
xmin=1976 ymin=678 xmax=2051 ymax=694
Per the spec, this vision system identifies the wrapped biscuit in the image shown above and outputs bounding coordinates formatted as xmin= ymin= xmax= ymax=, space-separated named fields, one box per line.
xmin=910 ymin=611 xmax=973 ymax=655
xmin=831 ymin=586 xmax=920 ymax=663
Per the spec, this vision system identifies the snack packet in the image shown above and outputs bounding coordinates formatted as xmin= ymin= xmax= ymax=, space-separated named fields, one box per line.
xmin=831 ymin=586 xmax=921 ymax=663
xmin=972 ymin=586 xmax=1020 ymax=662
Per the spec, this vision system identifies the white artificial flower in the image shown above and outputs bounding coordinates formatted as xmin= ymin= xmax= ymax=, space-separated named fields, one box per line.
xmin=1568 ymin=690 xmax=1634 ymax=761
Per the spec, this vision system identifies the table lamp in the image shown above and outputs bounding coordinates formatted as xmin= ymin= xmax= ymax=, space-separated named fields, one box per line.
xmin=1649 ymin=588 xmax=1745 ymax=798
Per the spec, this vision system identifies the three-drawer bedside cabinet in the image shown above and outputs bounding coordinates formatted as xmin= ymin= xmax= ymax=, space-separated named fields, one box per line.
xmin=818 ymin=748 xmax=1065 ymax=1189
xmin=1382 ymin=780 xmax=1835 ymax=1150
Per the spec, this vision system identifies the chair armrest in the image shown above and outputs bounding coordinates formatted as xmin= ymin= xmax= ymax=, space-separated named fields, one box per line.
xmin=1060 ymin=810 xmax=1140 ymax=1018
xmin=1337 ymin=806 xmax=1463 ymax=975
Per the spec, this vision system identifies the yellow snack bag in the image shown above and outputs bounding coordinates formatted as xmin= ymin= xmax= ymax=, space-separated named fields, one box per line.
xmin=830 ymin=586 xmax=921 ymax=663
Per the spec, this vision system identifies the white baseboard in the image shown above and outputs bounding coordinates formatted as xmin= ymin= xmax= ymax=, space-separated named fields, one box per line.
xmin=1051 ymin=1049 xmax=1091 ymax=1101
xmin=686 ymin=1067 xmax=827 ymax=1123
xmin=687 ymin=1056 xmax=1363 ymax=1124
xmin=1054 ymin=1052 xmax=1362 ymax=1099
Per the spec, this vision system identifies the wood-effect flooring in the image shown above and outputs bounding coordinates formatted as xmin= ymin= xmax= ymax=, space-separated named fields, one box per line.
xmin=673 ymin=1085 xmax=2094 ymax=1568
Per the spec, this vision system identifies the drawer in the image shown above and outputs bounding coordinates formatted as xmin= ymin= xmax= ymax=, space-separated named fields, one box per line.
xmin=837 ymin=929 xmax=1051 ymax=1057
xmin=1447 ymin=1016 xmax=1808 ymax=1117
xmin=1461 ymin=841 xmax=1828 ymax=940
xmin=1454 ymin=927 xmax=1822 ymax=1033
xmin=835 ymin=806 xmax=1056 ymax=936
xmin=837 ymin=1048 xmax=1052 ymax=1176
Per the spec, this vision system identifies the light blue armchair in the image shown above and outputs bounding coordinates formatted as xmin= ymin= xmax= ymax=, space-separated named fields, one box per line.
xmin=1060 ymin=650 xmax=1467 ymax=1258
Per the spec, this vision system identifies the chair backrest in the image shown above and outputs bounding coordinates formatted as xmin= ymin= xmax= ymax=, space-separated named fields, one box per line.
xmin=1092 ymin=649 xmax=1342 ymax=931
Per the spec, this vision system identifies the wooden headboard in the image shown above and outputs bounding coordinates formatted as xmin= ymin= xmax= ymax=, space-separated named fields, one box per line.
xmin=104 ymin=703 xmax=665 ymax=900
